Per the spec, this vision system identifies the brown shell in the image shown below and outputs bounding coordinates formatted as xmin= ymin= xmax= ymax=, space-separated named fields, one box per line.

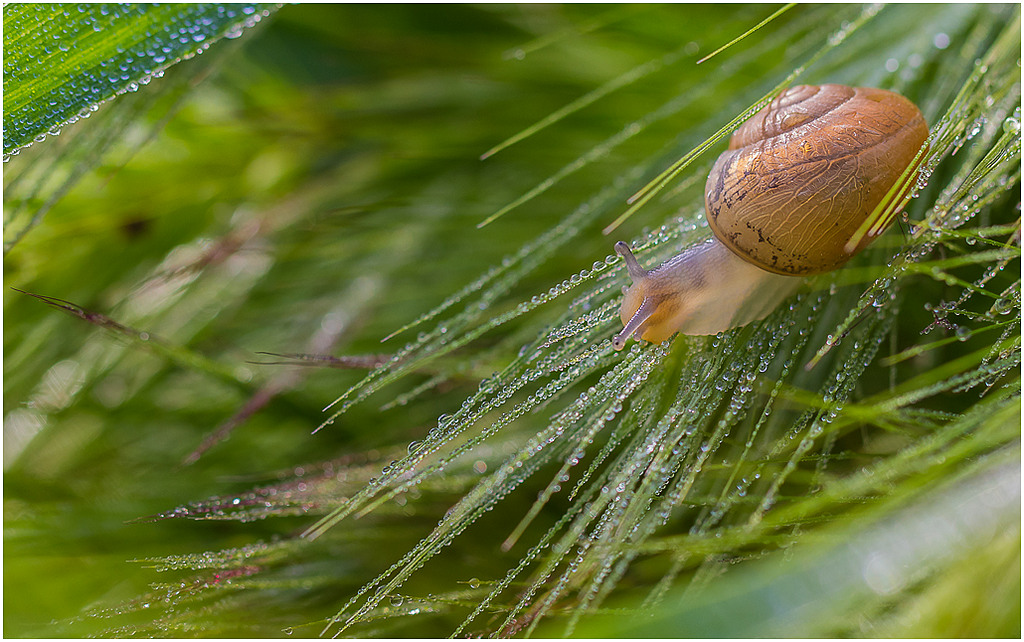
xmin=704 ymin=84 xmax=929 ymax=275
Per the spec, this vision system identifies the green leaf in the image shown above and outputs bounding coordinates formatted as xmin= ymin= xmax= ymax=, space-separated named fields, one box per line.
xmin=2 ymin=3 xmax=277 ymax=158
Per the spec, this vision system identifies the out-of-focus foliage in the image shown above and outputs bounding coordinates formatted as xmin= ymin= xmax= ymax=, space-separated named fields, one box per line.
xmin=3 ymin=4 xmax=1019 ymax=638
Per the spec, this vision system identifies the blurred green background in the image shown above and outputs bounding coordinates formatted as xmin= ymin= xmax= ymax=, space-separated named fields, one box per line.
xmin=4 ymin=4 xmax=1020 ymax=637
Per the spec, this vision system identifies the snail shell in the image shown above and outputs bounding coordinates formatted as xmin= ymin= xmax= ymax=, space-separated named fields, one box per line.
xmin=613 ymin=84 xmax=928 ymax=350
xmin=705 ymin=84 xmax=929 ymax=275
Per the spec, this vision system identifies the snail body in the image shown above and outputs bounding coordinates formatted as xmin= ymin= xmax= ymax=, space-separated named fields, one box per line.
xmin=613 ymin=84 xmax=928 ymax=350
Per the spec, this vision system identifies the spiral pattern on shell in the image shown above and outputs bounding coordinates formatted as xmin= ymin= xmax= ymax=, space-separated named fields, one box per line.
xmin=705 ymin=84 xmax=929 ymax=275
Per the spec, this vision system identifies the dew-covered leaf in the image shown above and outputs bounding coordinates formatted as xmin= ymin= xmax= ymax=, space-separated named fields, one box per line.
xmin=2 ymin=3 xmax=277 ymax=159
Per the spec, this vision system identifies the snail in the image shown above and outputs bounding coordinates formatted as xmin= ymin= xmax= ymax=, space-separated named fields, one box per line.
xmin=612 ymin=84 xmax=928 ymax=350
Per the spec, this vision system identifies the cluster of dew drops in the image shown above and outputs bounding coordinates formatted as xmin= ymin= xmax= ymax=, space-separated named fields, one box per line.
xmin=914 ymin=97 xmax=1021 ymax=390
xmin=3 ymin=4 xmax=273 ymax=161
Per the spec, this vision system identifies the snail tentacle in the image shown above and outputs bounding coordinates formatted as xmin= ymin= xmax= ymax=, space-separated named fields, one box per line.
xmin=612 ymin=295 xmax=659 ymax=351
xmin=615 ymin=241 xmax=648 ymax=280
